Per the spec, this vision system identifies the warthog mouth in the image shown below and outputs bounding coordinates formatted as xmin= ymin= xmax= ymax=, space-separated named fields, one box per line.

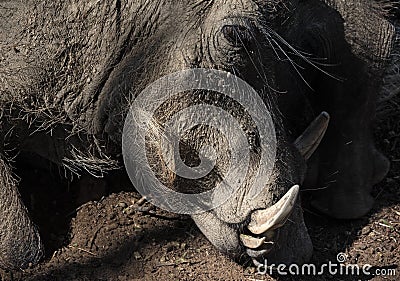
xmin=191 ymin=111 xmax=330 ymax=265
xmin=241 ymin=185 xmax=299 ymax=262
xmin=241 ymin=112 xmax=331 ymax=264
xmin=193 ymin=184 xmax=312 ymax=266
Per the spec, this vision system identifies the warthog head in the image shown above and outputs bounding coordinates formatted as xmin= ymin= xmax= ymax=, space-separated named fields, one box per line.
xmin=114 ymin=0 xmax=331 ymax=265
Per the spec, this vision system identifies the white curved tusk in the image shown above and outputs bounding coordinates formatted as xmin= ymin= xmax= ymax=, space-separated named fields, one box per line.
xmin=248 ymin=185 xmax=299 ymax=235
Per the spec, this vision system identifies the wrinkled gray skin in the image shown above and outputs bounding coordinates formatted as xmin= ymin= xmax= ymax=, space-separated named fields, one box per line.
xmin=0 ymin=0 xmax=395 ymax=271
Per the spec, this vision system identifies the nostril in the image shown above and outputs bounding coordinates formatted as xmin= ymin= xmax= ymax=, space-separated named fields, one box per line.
xmin=221 ymin=24 xmax=253 ymax=46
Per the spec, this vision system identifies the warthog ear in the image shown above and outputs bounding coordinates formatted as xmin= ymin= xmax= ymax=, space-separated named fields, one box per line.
xmin=322 ymin=0 xmax=395 ymax=67
xmin=294 ymin=111 xmax=330 ymax=160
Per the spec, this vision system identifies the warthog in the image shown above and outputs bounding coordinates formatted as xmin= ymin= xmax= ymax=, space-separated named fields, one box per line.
xmin=0 ymin=0 xmax=395 ymax=271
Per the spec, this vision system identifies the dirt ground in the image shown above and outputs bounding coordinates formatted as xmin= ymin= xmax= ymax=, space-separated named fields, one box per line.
xmin=0 ymin=103 xmax=397 ymax=281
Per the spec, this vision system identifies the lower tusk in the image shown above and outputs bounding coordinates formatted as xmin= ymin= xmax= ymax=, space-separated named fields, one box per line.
xmin=247 ymin=248 xmax=270 ymax=258
xmin=248 ymin=185 xmax=299 ymax=235
xmin=240 ymin=234 xmax=266 ymax=249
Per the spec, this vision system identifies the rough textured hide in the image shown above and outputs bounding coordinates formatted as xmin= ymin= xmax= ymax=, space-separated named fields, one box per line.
xmin=323 ymin=0 xmax=395 ymax=67
xmin=0 ymin=0 xmax=397 ymax=272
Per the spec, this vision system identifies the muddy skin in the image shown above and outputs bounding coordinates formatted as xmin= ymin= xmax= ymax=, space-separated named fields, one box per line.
xmin=0 ymin=0 xmax=395 ymax=271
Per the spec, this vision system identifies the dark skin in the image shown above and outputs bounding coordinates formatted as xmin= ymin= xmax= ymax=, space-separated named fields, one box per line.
xmin=0 ymin=0 xmax=394 ymax=271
